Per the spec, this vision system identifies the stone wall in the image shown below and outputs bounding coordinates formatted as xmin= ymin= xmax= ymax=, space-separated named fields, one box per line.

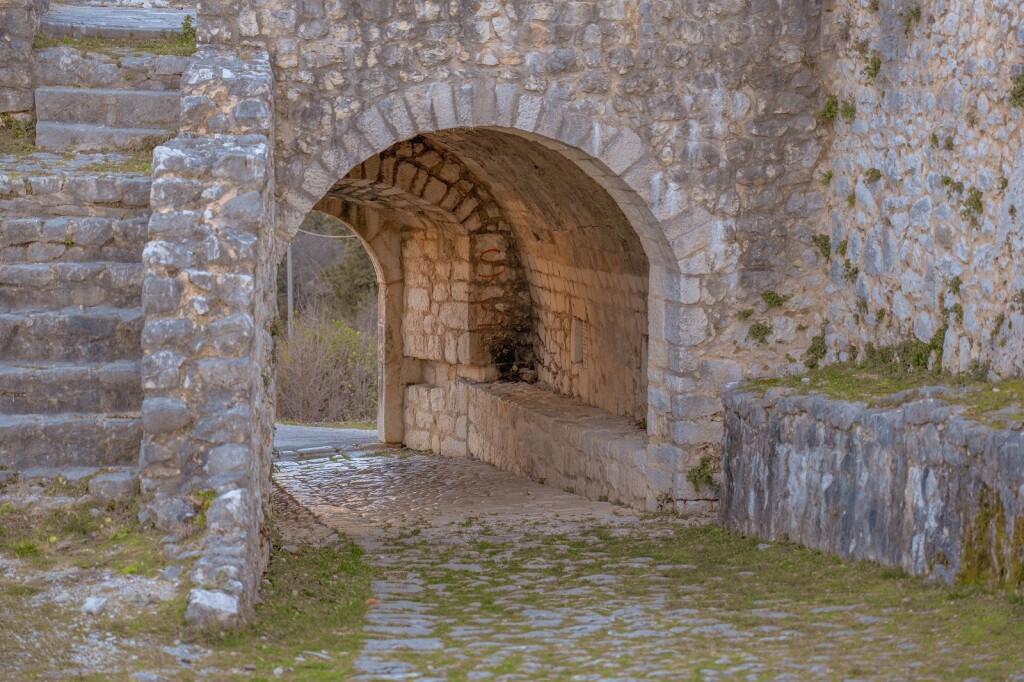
xmin=195 ymin=0 xmax=831 ymax=506
xmin=140 ymin=48 xmax=276 ymax=625
xmin=0 ymin=0 xmax=48 ymax=113
xmin=467 ymin=381 xmax=663 ymax=511
xmin=721 ymin=385 xmax=1024 ymax=591
xmin=815 ymin=0 xmax=1024 ymax=375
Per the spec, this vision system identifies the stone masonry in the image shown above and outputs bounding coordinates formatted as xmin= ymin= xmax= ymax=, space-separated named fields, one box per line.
xmin=1 ymin=0 xmax=1022 ymax=625
xmin=722 ymin=384 xmax=1024 ymax=594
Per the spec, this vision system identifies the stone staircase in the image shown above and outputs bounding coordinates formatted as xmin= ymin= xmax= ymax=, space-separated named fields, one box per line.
xmin=0 ymin=8 xmax=188 ymax=469
xmin=34 ymin=3 xmax=190 ymax=152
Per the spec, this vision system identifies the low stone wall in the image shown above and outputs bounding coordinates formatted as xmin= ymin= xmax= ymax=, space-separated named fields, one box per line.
xmin=466 ymin=382 xmax=668 ymax=511
xmin=721 ymin=386 xmax=1024 ymax=592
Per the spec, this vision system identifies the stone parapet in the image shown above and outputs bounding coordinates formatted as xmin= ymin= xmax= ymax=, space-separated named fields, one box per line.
xmin=721 ymin=385 xmax=1024 ymax=593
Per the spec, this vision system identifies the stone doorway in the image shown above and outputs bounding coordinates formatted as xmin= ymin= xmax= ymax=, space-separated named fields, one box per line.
xmin=278 ymin=129 xmax=655 ymax=504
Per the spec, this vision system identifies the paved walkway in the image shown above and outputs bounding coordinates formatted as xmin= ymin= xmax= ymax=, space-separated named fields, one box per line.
xmin=273 ymin=425 xmax=1024 ymax=680
xmin=41 ymin=3 xmax=195 ymax=39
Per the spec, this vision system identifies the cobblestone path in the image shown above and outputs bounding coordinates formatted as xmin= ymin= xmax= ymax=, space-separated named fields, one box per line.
xmin=274 ymin=441 xmax=1024 ymax=681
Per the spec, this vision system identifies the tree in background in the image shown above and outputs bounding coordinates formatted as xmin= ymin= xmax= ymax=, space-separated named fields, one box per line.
xmin=274 ymin=212 xmax=380 ymax=425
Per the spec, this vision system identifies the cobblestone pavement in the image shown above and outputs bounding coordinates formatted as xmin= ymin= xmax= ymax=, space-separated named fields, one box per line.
xmin=274 ymin=429 xmax=1024 ymax=681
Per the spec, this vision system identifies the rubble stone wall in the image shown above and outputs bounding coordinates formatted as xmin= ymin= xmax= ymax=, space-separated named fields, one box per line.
xmin=816 ymin=0 xmax=1024 ymax=375
xmin=140 ymin=48 xmax=276 ymax=625
xmin=721 ymin=386 xmax=1024 ymax=592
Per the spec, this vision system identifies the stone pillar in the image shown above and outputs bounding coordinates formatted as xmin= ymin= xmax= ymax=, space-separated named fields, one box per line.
xmin=0 ymin=0 xmax=47 ymax=113
xmin=140 ymin=48 xmax=276 ymax=626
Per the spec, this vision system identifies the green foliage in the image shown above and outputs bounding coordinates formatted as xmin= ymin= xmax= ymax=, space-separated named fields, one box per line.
xmin=328 ymin=244 xmax=378 ymax=321
xmin=737 ymin=308 xmax=754 ymax=320
xmin=812 ymin=234 xmax=832 ymax=260
xmin=686 ymin=457 xmax=717 ymax=493
xmin=836 ymin=239 xmax=848 ymax=257
xmin=1011 ymin=70 xmax=1024 ymax=109
xmin=961 ymin=187 xmax=984 ymax=224
xmin=902 ymin=4 xmax=922 ymax=34
xmin=843 ymin=258 xmax=860 ymax=283
xmin=747 ymin=321 xmax=773 ymax=343
xmin=863 ymin=51 xmax=882 ymax=79
xmin=32 ymin=27 xmax=196 ymax=57
xmin=864 ymin=167 xmax=883 ymax=183
xmin=941 ymin=175 xmax=965 ymax=195
xmin=817 ymin=94 xmax=839 ymax=124
xmin=949 ymin=302 xmax=964 ymax=325
xmin=820 ymin=169 xmax=833 ymax=185
xmin=0 ymin=114 xmax=37 ymax=155
xmin=930 ymin=132 xmax=940 ymax=147
xmin=761 ymin=290 xmax=788 ymax=308
xmin=804 ymin=333 xmax=828 ymax=369
xmin=949 ymin=275 xmax=963 ymax=295
xmin=840 ymin=100 xmax=857 ymax=122
xmin=801 ymin=53 xmax=816 ymax=68
xmin=847 ymin=192 xmax=856 ymax=207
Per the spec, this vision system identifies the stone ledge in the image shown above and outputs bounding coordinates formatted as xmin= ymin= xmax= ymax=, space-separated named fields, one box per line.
xmin=721 ymin=384 xmax=1024 ymax=593
xmin=465 ymin=381 xmax=669 ymax=511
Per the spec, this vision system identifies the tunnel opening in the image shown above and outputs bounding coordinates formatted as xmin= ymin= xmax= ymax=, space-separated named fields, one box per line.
xmin=276 ymin=128 xmax=653 ymax=505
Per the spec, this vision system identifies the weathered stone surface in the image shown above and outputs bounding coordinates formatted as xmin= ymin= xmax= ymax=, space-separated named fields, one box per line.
xmin=88 ymin=471 xmax=137 ymax=502
xmin=721 ymin=385 xmax=1024 ymax=591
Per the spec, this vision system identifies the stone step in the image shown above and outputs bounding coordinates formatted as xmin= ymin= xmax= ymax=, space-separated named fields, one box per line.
xmin=40 ymin=4 xmax=196 ymax=40
xmin=0 ymin=413 xmax=141 ymax=469
xmin=0 ymin=306 xmax=143 ymax=362
xmin=34 ymin=46 xmax=187 ymax=92
xmin=0 ymin=262 xmax=143 ymax=309
xmin=36 ymin=86 xmax=180 ymax=130
xmin=36 ymin=121 xmax=172 ymax=153
xmin=0 ymin=153 xmax=152 ymax=219
xmin=0 ymin=360 xmax=140 ymax=413
xmin=0 ymin=215 xmax=148 ymax=264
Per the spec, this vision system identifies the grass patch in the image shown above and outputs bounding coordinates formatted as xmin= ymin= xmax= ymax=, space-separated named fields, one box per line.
xmin=32 ymin=17 xmax=196 ymax=58
xmin=0 ymin=497 xmax=164 ymax=576
xmin=278 ymin=419 xmax=377 ymax=431
xmin=203 ymin=534 xmax=377 ymax=678
xmin=0 ymin=114 xmax=38 ymax=155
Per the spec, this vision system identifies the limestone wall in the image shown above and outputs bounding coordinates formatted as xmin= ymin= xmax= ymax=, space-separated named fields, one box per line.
xmin=196 ymin=0 xmax=830 ymax=503
xmin=817 ymin=0 xmax=1024 ymax=375
xmin=140 ymin=48 xmax=276 ymax=625
xmin=721 ymin=385 xmax=1024 ymax=591
xmin=466 ymin=381 xmax=663 ymax=511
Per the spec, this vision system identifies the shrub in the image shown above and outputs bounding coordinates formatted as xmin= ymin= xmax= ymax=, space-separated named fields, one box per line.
xmin=817 ymin=95 xmax=839 ymax=124
xmin=812 ymin=234 xmax=831 ymax=260
xmin=275 ymin=313 xmax=378 ymax=424
xmin=864 ymin=167 xmax=883 ymax=183
xmin=748 ymin=321 xmax=773 ymax=343
xmin=761 ymin=291 xmax=788 ymax=308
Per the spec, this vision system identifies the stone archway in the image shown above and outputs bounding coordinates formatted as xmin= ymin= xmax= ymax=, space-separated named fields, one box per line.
xmin=295 ymin=130 xmax=654 ymax=485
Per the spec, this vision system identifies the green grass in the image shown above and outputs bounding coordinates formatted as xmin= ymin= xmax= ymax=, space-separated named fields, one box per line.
xmin=202 ymin=534 xmax=377 ymax=679
xmin=32 ymin=21 xmax=195 ymax=58
xmin=0 ymin=114 xmax=38 ymax=155
xmin=278 ymin=419 xmax=377 ymax=431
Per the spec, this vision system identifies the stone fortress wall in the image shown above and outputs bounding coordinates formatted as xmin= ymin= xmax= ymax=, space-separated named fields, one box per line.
xmin=815 ymin=0 xmax=1024 ymax=373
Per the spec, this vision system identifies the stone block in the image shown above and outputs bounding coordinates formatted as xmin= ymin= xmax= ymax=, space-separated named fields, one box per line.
xmin=88 ymin=472 xmax=137 ymax=502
